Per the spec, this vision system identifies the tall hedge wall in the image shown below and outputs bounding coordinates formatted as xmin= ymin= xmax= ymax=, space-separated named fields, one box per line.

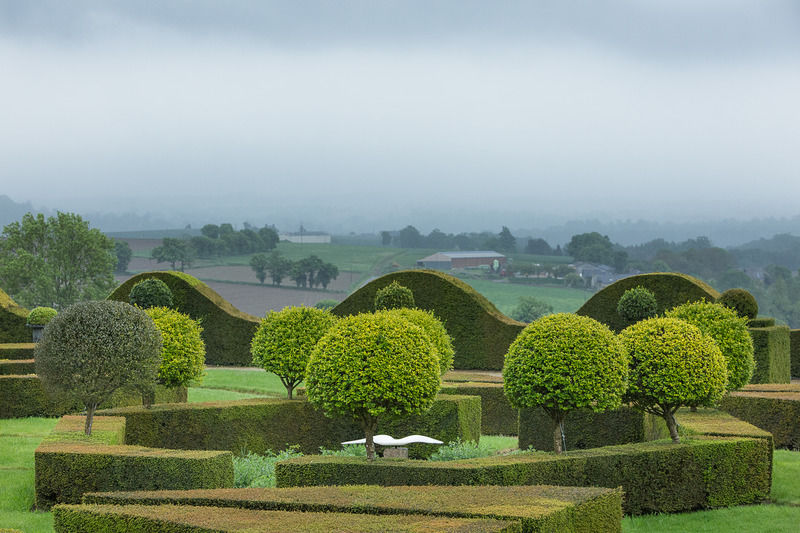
xmin=577 ymin=273 xmax=720 ymax=332
xmin=790 ymin=330 xmax=800 ymax=378
xmin=0 ymin=288 xmax=29 ymax=343
xmin=107 ymin=271 xmax=260 ymax=366
xmin=332 ymin=270 xmax=525 ymax=370
xmin=84 ymin=485 xmax=624 ymax=533
xmin=440 ymin=382 xmax=517 ymax=436
xmin=748 ymin=325 xmax=791 ymax=384
xmin=99 ymin=395 xmax=480 ymax=459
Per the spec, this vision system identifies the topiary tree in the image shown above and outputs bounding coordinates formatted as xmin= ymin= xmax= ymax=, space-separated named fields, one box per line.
xmin=129 ymin=278 xmax=174 ymax=309
xmin=251 ymin=306 xmax=338 ymax=399
xmin=502 ymin=313 xmax=628 ymax=454
xmin=384 ymin=308 xmax=454 ymax=375
xmin=620 ymin=317 xmax=727 ymax=444
xmin=27 ymin=306 xmax=58 ymax=325
xmin=306 ymin=311 xmax=441 ymax=460
xmin=34 ymin=301 xmax=162 ymax=435
xmin=374 ymin=280 xmax=415 ymax=310
xmin=716 ymin=288 xmax=759 ymax=320
xmin=143 ymin=306 xmax=206 ymax=406
xmin=666 ymin=301 xmax=754 ymax=391
xmin=616 ymin=286 xmax=658 ymax=325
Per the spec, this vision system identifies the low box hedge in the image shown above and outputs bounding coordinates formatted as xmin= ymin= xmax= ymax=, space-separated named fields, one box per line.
xmin=0 ymin=342 xmax=35 ymax=360
xmin=53 ymin=503 xmax=516 ymax=533
xmin=275 ymin=436 xmax=770 ymax=515
xmin=99 ymin=395 xmax=481 ymax=459
xmin=440 ymin=382 xmax=517 ymax=436
xmin=0 ymin=358 xmax=35 ymax=375
xmin=748 ymin=325 xmax=791 ymax=384
xmin=83 ymin=484 xmax=623 ymax=533
xmin=518 ymin=406 xmax=668 ymax=451
xmin=35 ymin=416 xmax=233 ymax=509
xmin=443 ymin=370 xmax=504 ymax=384
xmin=791 ymin=329 xmax=800 ymax=378
xmin=0 ymin=376 xmax=186 ymax=419
xmin=719 ymin=392 xmax=800 ymax=450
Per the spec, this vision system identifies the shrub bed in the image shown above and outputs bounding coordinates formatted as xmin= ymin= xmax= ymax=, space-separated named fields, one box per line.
xmin=0 ymin=342 xmax=34 ymax=359
xmin=83 ymin=484 xmax=624 ymax=533
xmin=0 ymin=358 xmax=34 ymax=375
xmin=791 ymin=329 xmax=800 ymax=378
xmin=53 ymin=504 xmax=516 ymax=533
xmin=748 ymin=325 xmax=791 ymax=384
xmin=275 ymin=436 xmax=770 ymax=515
xmin=108 ymin=271 xmax=260 ymax=366
xmin=99 ymin=396 xmax=481 ymax=459
xmin=35 ymin=415 xmax=233 ymax=509
xmin=718 ymin=392 xmax=800 ymax=450
xmin=440 ymin=382 xmax=517 ymax=436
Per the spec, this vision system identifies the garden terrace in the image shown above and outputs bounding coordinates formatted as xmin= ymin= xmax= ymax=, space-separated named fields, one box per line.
xmin=82 ymin=484 xmax=624 ymax=533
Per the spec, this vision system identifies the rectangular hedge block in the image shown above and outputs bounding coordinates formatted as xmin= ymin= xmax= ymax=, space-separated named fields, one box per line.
xmin=0 ymin=343 xmax=35 ymax=360
xmin=0 ymin=358 xmax=35 ymax=375
xmin=518 ymin=406 xmax=668 ymax=451
xmin=440 ymin=382 xmax=517 ymax=436
xmin=100 ymin=395 xmax=480 ymax=459
xmin=275 ymin=436 xmax=771 ymax=516
xmin=748 ymin=325 xmax=791 ymax=384
xmin=790 ymin=329 xmax=800 ymax=378
xmin=719 ymin=392 xmax=800 ymax=450
xmin=84 ymin=485 xmax=623 ymax=533
xmin=54 ymin=504 xmax=516 ymax=533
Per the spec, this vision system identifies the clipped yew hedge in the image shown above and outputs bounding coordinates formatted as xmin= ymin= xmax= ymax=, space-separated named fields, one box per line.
xmin=0 ymin=358 xmax=34 ymax=375
xmin=99 ymin=395 xmax=481 ymax=459
xmin=332 ymin=270 xmax=525 ymax=370
xmin=53 ymin=504 xmax=516 ymax=533
xmin=576 ymin=273 xmax=720 ymax=332
xmin=791 ymin=329 xmax=800 ymax=378
xmin=719 ymin=392 xmax=800 ymax=449
xmin=35 ymin=416 xmax=233 ymax=509
xmin=0 ymin=288 xmax=29 ymax=343
xmin=748 ymin=325 xmax=791 ymax=384
xmin=440 ymin=382 xmax=518 ymax=436
xmin=84 ymin=485 xmax=624 ymax=533
xmin=108 ymin=271 xmax=260 ymax=366
xmin=0 ymin=342 xmax=34 ymax=360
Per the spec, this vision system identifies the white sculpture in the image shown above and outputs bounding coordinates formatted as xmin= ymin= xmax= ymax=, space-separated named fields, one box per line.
xmin=341 ymin=434 xmax=443 ymax=446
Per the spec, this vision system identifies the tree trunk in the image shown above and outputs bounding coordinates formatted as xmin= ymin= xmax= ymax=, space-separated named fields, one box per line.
xmin=665 ymin=410 xmax=680 ymax=444
xmin=552 ymin=412 xmax=565 ymax=454
xmin=362 ymin=415 xmax=378 ymax=461
xmin=84 ymin=403 xmax=97 ymax=436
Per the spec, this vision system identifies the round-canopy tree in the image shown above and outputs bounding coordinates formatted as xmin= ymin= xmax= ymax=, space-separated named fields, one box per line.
xmin=144 ymin=306 xmax=206 ymax=406
xmin=374 ymin=281 xmax=415 ymax=310
xmin=620 ymin=317 xmax=728 ymax=443
xmin=665 ymin=301 xmax=754 ymax=391
xmin=34 ymin=301 xmax=162 ymax=434
xmin=384 ymin=308 xmax=454 ymax=375
xmin=306 ymin=311 xmax=441 ymax=460
xmin=251 ymin=306 xmax=338 ymax=399
xmin=502 ymin=313 xmax=628 ymax=454
xmin=616 ymin=286 xmax=658 ymax=326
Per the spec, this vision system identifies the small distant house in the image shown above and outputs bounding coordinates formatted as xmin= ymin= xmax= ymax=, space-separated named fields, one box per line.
xmin=416 ymin=251 xmax=506 ymax=270
xmin=573 ymin=262 xmax=630 ymax=289
xmin=279 ymin=231 xmax=331 ymax=244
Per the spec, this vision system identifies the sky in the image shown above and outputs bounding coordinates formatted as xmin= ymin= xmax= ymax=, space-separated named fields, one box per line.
xmin=1 ymin=1 xmax=799 ymax=234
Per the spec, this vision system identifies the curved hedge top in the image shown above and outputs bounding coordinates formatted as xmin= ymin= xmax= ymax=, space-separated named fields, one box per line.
xmin=108 ymin=271 xmax=259 ymax=366
xmin=333 ymin=270 xmax=525 ymax=370
xmin=0 ymin=286 xmax=29 ymax=343
xmin=577 ymin=273 xmax=720 ymax=332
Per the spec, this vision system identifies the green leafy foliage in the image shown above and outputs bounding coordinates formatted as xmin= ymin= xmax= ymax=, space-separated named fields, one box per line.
xmin=509 ymin=296 xmax=553 ymax=323
xmin=383 ymin=308 xmax=454 ymax=375
xmin=666 ymin=300 xmax=755 ymax=390
xmin=305 ymin=311 xmax=441 ymax=459
xmin=113 ymin=239 xmax=132 ymax=273
xmin=251 ymin=306 xmax=338 ymax=399
xmin=616 ymin=286 xmax=658 ymax=325
xmin=34 ymin=301 xmax=162 ymax=434
xmin=717 ymin=288 xmax=759 ymax=320
xmin=129 ymin=278 xmax=174 ymax=309
xmin=314 ymin=299 xmax=340 ymax=310
xmin=620 ymin=317 xmax=728 ymax=442
xmin=145 ymin=306 xmax=206 ymax=389
xmin=151 ymin=237 xmax=195 ymax=271
xmin=503 ymin=313 xmax=628 ymax=453
xmin=234 ymin=447 xmax=303 ymax=488
xmin=374 ymin=280 xmax=416 ymax=310
xmin=26 ymin=306 xmax=57 ymax=325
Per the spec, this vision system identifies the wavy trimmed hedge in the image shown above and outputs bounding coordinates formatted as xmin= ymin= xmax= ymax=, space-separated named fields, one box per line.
xmin=577 ymin=273 xmax=720 ymax=332
xmin=0 ymin=288 xmax=29 ymax=343
xmin=275 ymin=436 xmax=770 ymax=515
xmin=53 ymin=504 xmax=516 ymax=533
xmin=107 ymin=271 xmax=260 ymax=366
xmin=83 ymin=485 xmax=624 ymax=533
xmin=748 ymin=325 xmax=791 ymax=384
xmin=440 ymin=382 xmax=517 ymax=436
xmin=719 ymin=392 xmax=800 ymax=450
xmin=99 ymin=395 xmax=481 ymax=459
xmin=332 ymin=270 xmax=525 ymax=370
xmin=518 ymin=406 xmax=668 ymax=452
xmin=35 ymin=416 xmax=233 ymax=509
xmin=791 ymin=329 xmax=800 ymax=378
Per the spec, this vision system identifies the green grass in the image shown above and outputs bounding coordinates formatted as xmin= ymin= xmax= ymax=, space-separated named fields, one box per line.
xmin=622 ymin=505 xmax=800 ymax=532
xmin=771 ymin=450 xmax=800 ymax=505
xmin=197 ymin=367 xmax=290 ymax=397
xmin=458 ymin=278 xmax=590 ymax=316
xmin=187 ymin=387 xmax=268 ymax=403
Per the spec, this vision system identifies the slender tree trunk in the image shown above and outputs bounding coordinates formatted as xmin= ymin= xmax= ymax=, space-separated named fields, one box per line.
xmin=552 ymin=412 xmax=565 ymax=454
xmin=84 ymin=403 xmax=97 ymax=435
xmin=362 ymin=415 xmax=378 ymax=461
xmin=665 ymin=410 xmax=680 ymax=444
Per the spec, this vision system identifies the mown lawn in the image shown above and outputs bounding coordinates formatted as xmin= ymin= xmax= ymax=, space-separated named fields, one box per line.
xmin=459 ymin=278 xmax=590 ymax=316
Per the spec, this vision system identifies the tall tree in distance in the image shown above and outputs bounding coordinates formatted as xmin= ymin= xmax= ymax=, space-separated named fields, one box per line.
xmin=0 ymin=212 xmax=116 ymax=309
xmin=114 ymin=240 xmax=133 ymax=273
xmin=497 ymin=226 xmax=517 ymax=253
xmin=249 ymin=254 xmax=270 ymax=284
xmin=151 ymin=238 xmax=195 ymax=272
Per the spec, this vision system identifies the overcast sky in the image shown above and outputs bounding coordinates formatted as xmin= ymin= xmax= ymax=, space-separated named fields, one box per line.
xmin=1 ymin=1 xmax=799 ymax=233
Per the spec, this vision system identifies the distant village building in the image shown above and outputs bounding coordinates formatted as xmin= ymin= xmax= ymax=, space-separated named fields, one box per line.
xmin=573 ymin=262 xmax=631 ymax=289
xmin=279 ymin=231 xmax=331 ymax=244
xmin=417 ymin=251 xmax=506 ymax=270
